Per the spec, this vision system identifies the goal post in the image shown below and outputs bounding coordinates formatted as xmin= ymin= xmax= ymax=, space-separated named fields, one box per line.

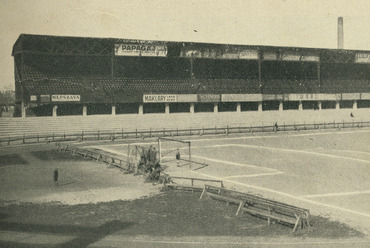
xmin=158 ymin=137 xmax=191 ymax=169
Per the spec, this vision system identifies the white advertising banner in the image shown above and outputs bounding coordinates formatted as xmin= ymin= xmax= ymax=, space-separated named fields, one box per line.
xmin=284 ymin=94 xmax=339 ymax=101
xmin=361 ymin=93 xmax=370 ymax=100
xmin=115 ymin=44 xmax=167 ymax=57
xmin=221 ymin=94 xmax=262 ymax=102
xmin=51 ymin=95 xmax=81 ymax=102
xmin=355 ymin=53 xmax=370 ymax=63
xmin=342 ymin=93 xmax=361 ymax=100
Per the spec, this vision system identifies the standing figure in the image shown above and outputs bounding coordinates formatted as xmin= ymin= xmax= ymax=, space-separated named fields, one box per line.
xmin=176 ymin=149 xmax=181 ymax=167
xmin=54 ymin=169 xmax=59 ymax=186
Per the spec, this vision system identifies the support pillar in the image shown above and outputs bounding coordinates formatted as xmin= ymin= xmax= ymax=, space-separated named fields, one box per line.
xmin=353 ymin=100 xmax=357 ymax=109
xmin=83 ymin=105 xmax=87 ymax=116
xmin=336 ymin=101 xmax=340 ymax=110
xmin=318 ymin=101 xmax=322 ymax=110
xmin=258 ymin=102 xmax=263 ymax=112
xmin=299 ymin=101 xmax=303 ymax=111
xmin=139 ymin=104 xmax=144 ymax=115
xmin=21 ymin=101 xmax=26 ymax=118
xmin=213 ymin=103 xmax=218 ymax=113
xmin=236 ymin=103 xmax=241 ymax=113
xmin=52 ymin=105 xmax=58 ymax=117
xmin=112 ymin=105 xmax=116 ymax=115
xmin=190 ymin=103 xmax=195 ymax=114
xmin=279 ymin=101 xmax=283 ymax=111
xmin=165 ymin=103 xmax=170 ymax=114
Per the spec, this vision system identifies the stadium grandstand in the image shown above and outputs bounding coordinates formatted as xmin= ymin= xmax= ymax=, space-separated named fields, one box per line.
xmin=7 ymin=31 xmax=370 ymax=135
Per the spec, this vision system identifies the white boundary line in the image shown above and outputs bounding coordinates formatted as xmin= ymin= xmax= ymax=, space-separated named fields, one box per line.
xmin=303 ymin=190 xmax=370 ymax=198
xmin=224 ymin=171 xmax=284 ymax=179
xmin=230 ymin=144 xmax=370 ymax=164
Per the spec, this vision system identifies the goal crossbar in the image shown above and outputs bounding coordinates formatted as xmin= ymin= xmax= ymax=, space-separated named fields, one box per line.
xmin=158 ymin=137 xmax=191 ymax=169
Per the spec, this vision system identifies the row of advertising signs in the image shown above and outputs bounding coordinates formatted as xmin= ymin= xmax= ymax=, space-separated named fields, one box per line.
xmin=30 ymin=93 xmax=370 ymax=103
xmin=143 ymin=93 xmax=370 ymax=103
xmin=114 ymin=43 xmax=370 ymax=63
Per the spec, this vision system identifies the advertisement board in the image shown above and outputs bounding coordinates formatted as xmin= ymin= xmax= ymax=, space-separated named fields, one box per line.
xmin=115 ymin=44 xmax=167 ymax=57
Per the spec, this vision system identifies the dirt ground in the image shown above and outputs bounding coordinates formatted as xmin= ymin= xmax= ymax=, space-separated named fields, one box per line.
xmin=0 ymin=143 xmax=366 ymax=247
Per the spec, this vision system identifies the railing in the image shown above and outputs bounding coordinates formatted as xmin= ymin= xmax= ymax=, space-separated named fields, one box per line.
xmin=0 ymin=120 xmax=369 ymax=146
xmin=164 ymin=176 xmax=224 ymax=191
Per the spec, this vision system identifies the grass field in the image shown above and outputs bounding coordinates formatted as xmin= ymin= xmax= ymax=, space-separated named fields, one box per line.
xmin=86 ymin=128 xmax=370 ymax=235
xmin=0 ymin=128 xmax=370 ymax=247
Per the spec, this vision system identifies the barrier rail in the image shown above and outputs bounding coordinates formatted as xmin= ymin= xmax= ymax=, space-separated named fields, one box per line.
xmin=57 ymin=143 xmax=133 ymax=171
xmin=200 ymin=185 xmax=311 ymax=232
xmin=164 ymin=176 xmax=224 ymax=191
xmin=1 ymin=120 xmax=369 ymax=146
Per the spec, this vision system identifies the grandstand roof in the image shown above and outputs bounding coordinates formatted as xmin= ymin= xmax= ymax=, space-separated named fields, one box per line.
xmin=12 ymin=33 xmax=370 ymax=57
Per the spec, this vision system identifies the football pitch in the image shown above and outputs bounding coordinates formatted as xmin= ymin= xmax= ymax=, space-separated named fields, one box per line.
xmin=84 ymin=128 xmax=370 ymax=234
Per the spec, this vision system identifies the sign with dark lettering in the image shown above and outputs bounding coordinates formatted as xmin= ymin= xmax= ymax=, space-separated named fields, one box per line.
xmin=51 ymin=95 xmax=81 ymax=102
xmin=181 ymin=47 xmax=258 ymax=60
xmin=143 ymin=95 xmax=177 ymax=102
xmin=115 ymin=44 xmax=167 ymax=57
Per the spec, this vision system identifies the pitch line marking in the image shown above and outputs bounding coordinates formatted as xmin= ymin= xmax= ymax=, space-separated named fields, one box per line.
xmin=191 ymin=170 xmax=370 ymax=219
xmin=302 ymin=190 xmax=370 ymax=198
xmin=191 ymin=155 xmax=278 ymax=172
xmin=224 ymin=171 xmax=284 ymax=179
xmin=82 ymin=128 xmax=370 ymax=149
xmin=230 ymin=144 xmax=370 ymax=164
xmin=181 ymin=128 xmax=370 ymax=143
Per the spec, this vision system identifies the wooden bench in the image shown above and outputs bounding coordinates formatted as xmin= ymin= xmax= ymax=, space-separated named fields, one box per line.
xmin=200 ymin=185 xmax=311 ymax=232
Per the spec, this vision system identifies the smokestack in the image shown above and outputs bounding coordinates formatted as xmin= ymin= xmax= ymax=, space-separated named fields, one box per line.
xmin=338 ymin=17 xmax=344 ymax=49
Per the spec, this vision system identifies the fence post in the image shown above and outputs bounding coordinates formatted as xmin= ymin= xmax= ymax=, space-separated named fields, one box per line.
xmin=150 ymin=128 xmax=152 ymax=137
xmin=226 ymin=125 xmax=229 ymax=135
xmin=64 ymin=132 xmax=66 ymax=141
xmin=215 ymin=126 xmax=217 ymax=134
xmin=82 ymin=131 xmax=84 ymax=141
xmin=52 ymin=133 xmax=55 ymax=142
xmin=37 ymin=134 xmax=40 ymax=143
xmin=23 ymin=134 xmax=25 ymax=144
xmin=177 ymin=127 xmax=179 ymax=136
xmin=122 ymin=129 xmax=124 ymax=139
xmin=162 ymin=127 xmax=164 ymax=136
xmin=135 ymin=129 xmax=138 ymax=138
xmin=98 ymin=130 xmax=100 ymax=140
xmin=284 ymin=122 xmax=286 ymax=131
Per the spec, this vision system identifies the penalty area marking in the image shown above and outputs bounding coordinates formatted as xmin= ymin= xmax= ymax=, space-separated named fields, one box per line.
xmin=230 ymin=144 xmax=370 ymax=164
xmin=191 ymin=155 xmax=278 ymax=172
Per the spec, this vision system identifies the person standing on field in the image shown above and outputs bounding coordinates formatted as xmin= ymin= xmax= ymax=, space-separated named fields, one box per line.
xmin=176 ymin=149 xmax=181 ymax=167
xmin=54 ymin=169 xmax=59 ymax=186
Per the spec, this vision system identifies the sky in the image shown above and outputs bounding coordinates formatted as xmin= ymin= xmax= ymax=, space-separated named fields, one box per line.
xmin=1 ymin=0 xmax=370 ymax=90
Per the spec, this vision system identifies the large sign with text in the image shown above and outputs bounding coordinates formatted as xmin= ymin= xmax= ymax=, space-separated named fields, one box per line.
xmin=143 ymin=94 xmax=197 ymax=103
xmin=115 ymin=44 xmax=167 ymax=57
xmin=51 ymin=95 xmax=81 ymax=102
xmin=181 ymin=47 xmax=258 ymax=60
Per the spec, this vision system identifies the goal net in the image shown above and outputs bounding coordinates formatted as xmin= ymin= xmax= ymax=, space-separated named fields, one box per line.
xmin=158 ymin=137 xmax=191 ymax=167
xmin=126 ymin=144 xmax=159 ymax=172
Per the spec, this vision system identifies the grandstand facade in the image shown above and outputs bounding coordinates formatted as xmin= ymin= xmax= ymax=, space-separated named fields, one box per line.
xmin=10 ymin=34 xmax=370 ymax=132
